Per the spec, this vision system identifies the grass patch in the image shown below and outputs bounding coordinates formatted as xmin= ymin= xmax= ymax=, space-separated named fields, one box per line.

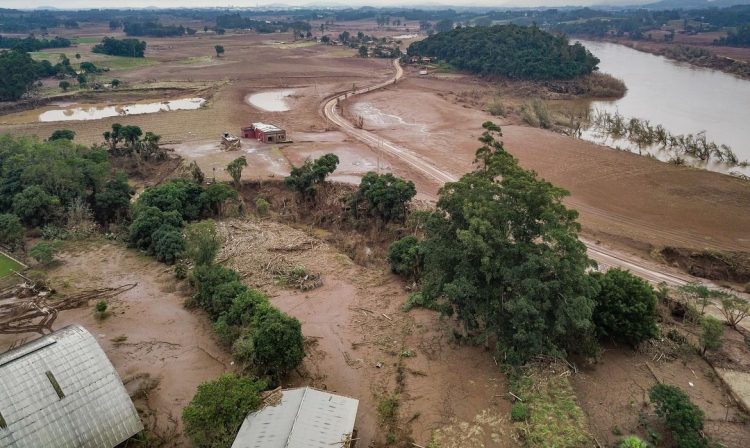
xmin=510 ymin=365 xmax=593 ymax=447
xmin=0 ymin=253 xmax=23 ymax=278
xmin=72 ymin=36 xmax=102 ymax=44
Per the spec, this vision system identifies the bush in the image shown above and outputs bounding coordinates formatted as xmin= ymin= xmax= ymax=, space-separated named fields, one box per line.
xmin=214 ymin=289 xmax=270 ymax=346
xmin=649 ymin=384 xmax=709 ymax=448
xmin=234 ymin=307 xmax=305 ymax=380
xmin=510 ymin=402 xmax=529 ymax=422
xmin=0 ymin=213 xmax=24 ymax=250
xmin=184 ymin=220 xmax=220 ymax=266
xmin=350 ymin=172 xmax=416 ymax=222
xmin=618 ymin=436 xmax=649 ymax=448
xmin=29 ymin=241 xmax=61 ymax=265
xmin=182 ymin=374 xmax=266 ymax=448
xmin=592 ymin=268 xmax=658 ymax=346
xmin=700 ymin=316 xmax=724 ymax=354
xmin=152 ymin=225 xmax=185 ymax=264
xmin=388 ymin=236 xmax=423 ymax=280
xmin=128 ymin=206 xmax=183 ymax=252
xmin=486 ymin=98 xmax=507 ymax=116
xmin=13 ymin=185 xmax=60 ymax=227
xmin=190 ymin=264 xmax=247 ymax=319
xmin=255 ymin=197 xmax=269 ymax=216
xmin=49 ymin=129 xmax=76 ymax=141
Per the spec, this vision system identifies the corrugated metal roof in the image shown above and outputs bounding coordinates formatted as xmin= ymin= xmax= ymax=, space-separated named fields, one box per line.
xmin=231 ymin=387 xmax=358 ymax=448
xmin=251 ymin=122 xmax=284 ymax=133
xmin=0 ymin=325 xmax=143 ymax=448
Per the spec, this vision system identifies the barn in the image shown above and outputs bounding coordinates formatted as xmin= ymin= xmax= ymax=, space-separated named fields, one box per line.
xmin=241 ymin=123 xmax=287 ymax=143
xmin=0 ymin=325 xmax=143 ymax=448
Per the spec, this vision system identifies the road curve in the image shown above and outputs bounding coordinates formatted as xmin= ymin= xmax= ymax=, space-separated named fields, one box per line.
xmin=321 ymin=59 xmax=711 ymax=289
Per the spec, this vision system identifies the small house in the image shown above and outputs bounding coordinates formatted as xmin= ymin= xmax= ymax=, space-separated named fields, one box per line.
xmin=241 ymin=123 xmax=287 ymax=143
xmin=231 ymin=387 xmax=358 ymax=448
xmin=0 ymin=325 xmax=143 ymax=448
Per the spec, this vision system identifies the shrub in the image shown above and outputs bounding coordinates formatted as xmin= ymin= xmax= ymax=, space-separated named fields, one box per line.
xmin=128 ymin=206 xmax=183 ymax=252
xmin=49 ymin=129 xmax=76 ymax=141
xmin=151 ymin=225 xmax=185 ymax=264
xmin=255 ymin=197 xmax=269 ymax=216
xmin=234 ymin=307 xmax=305 ymax=381
xmin=618 ymin=436 xmax=649 ymax=448
xmin=184 ymin=220 xmax=220 ymax=266
xmin=0 ymin=213 xmax=24 ymax=250
xmin=592 ymin=268 xmax=658 ymax=346
xmin=510 ymin=402 xmax=529 ymax=422
xmin=350 ymin=172 xmax=416 ymax=222
xmin=388 ymin=236 xmax=422 ymax=280
xmin=649 ymin=384 xmax=709 ymax=448
xmin=29 ymin=241 xmax=61 ymax=265
xmin=700 ymin=316 xmax=724 ymax=354
xmin=284 ymin=153 xmax=339 ymax=200
xmin=214 ymin=289 xmax=270 ymax=346
xmin=486 ymin=98 xmax=506 ymax=116
xmin=190 ymin=264 xmax=246 ymax=319
xmin=95 ymin=300 xmax=108 ymax=314
xmin=182 ymin=374 xmax=266 ymax=448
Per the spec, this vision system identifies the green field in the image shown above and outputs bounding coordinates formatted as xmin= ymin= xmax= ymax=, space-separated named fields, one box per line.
xmin=72 ymin=36 xmax=102 ymax=44
xmin=0 ymin=253 xmax=23 ymax=278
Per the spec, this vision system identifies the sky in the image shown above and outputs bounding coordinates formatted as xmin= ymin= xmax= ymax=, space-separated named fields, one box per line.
xmin=2 ymin=0 xmax=649 ymax=10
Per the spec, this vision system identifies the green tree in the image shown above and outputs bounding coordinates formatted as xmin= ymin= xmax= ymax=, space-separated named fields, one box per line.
xmin=359 ymin=45 xmax=368 ymax=57
xmin=0 ymin=49 xmax=46 ymax=101
xmin=49 ymin=129 xmax=76 ymax=141
xmin=649 ymin=384 xmax=709 ymax=448
xmin=152 ymin=225 xmax=185 ymax=264
xmin=94 ymin=173 xmax=134 ymax=229
xmin=0 ymin=214 xmax=24 ymax=250
xmin=214 ymin=44 xmax=225 ymax=57
xmin=415 ymin=122 xmax=597 ymax=364
xmin=128 ymin=206 xmax=183 ymax=252
xmin=388 ymin=235 xmax=422 ymax=280
xmin=137 ymin=178 xmax=205 ymax=221
xmin=225 ymin=156 xmax=247 ymax=188
xmin=12 ymin=185 xmax=60 ymax=227
xmin=284 ymin=153 xmax=339 ymax=201
xmin=351 ymin=172 xmax=416 ymax=222
xmin=233 ymin=306 xmax=305 ymax=381
xmin=182 ymin=374 xmax=266 ymax=448
xmin=214 ymin=288 xmax=269 ymax=346
xmin=30 ymin=241 xmax=61 ymax=265
xmin=190 ymin=264 xmax=247 ymax=319
xmin=189 ymin=160 xmax=205 ymax=184
xmin=185 ymin=220 xmax=221 ymax=266
xmin=699 ymin=316 xmax=724 ymax=355
xmin=59 ymin=80 xmax=71 ymax=91
xmin=111 ymin=79 xmax=121 ymax=88
xmin=199 ymin=183 xmax=237 ymax=217
xmin=591 ymin=268 xmax=658 ymax=347
xmin=435 ymin=18 xmax=454 ymax=33
xmin=718 ymin=294 xmax=750 ymax=329
xmin=76 ymin=73 xmax=86 ymax=86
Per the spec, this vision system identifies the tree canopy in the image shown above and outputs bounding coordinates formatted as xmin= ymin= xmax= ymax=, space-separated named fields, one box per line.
xmin=414 ymin=122 xmax=597 ymax=364
xmin=92 ymin=37 xmax=146 ymax=57
xmin=350 ymin=172 xmax=416 ymax=223
xmin=407 ymin=24 xmax=600 ymax=80
xmin=284 ymin=153 xmax=339 ymax=200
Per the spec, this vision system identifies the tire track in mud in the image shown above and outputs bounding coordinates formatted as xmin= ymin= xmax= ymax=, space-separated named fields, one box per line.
xmin=321 ymin=59 xmax=725 ymax=288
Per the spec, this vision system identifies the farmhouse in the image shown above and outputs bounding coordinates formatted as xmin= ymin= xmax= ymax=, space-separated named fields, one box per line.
xmin=231 ymin=387 xmax=359 ymax=448
xmin=0 ymin=325 xmax=143 ymax=448
xmin=241 ymin=122 xmax=287 ymax=143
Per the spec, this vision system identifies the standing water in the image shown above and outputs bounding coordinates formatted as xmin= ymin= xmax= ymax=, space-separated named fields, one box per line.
xmin=38 ymin=98 xmax=206 ymax=122
xmin=246 ymin=90 xmax=294 ymax=112
xmin=578 ymin=40 xmax=750 ymax=172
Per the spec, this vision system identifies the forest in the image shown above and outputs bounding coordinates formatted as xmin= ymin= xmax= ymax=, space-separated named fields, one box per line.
xmin=0 ymin=35 xmax=71 ymax=52
xmin=407 ymin=24 xmax=600 ymax=80
xmin=92 ymin=37 xmax=147 ymax=58
xmin=124 ymin=21 xmax=190 ymax=37
xmin=716 ymin=25 xmax=750 ymax=47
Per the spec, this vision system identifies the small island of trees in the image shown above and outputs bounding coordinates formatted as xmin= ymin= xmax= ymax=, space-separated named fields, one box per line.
xmin=407 ymin=24 xmax=600 ymax=80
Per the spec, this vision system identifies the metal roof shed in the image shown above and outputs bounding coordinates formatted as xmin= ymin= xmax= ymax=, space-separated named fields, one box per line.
xmin=0 ymin=325 xmax=143 ymax=448
xmin=231 ymin=387 xmax=358 ymax=448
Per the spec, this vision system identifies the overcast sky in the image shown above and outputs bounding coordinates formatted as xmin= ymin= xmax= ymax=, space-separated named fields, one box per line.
xmin=3 ymin=0 xmax=649 ymax=10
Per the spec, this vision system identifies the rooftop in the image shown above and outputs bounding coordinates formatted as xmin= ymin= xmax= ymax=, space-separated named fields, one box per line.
xmin=231 ymin=387 xmax=358 ymax=448
xmin=251 ymin=122 xmax=284 ymax=133
xmin=0 ymin=325 xmax=143 ymax=448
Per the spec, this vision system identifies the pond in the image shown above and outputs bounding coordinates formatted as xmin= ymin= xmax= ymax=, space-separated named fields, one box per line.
xmin=246 ymin=90 xmax=294 ymax=112
xmin=578 ymin=40 xmax=750 ymax=174
xmin=38 ymin=97 xmax=206 ymax=122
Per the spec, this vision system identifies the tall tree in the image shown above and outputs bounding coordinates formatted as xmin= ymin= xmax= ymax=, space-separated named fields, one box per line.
xmin=416 ymin=122 xmax=597 ymax=364
xmin=225 ymin=156 xmax=247 ymax=188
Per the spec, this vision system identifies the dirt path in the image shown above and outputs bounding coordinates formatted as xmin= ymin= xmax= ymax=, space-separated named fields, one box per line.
xmin=322 ymin=60 xmax=747 ymax=292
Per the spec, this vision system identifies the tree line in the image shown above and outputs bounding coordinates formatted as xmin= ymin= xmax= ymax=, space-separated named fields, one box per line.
xmin=215 ymin=13 xmax=311 ymax=34
xmin=92 ymin=37 xmax=146 ymax=58
xmin=407 ymin=24 xmax=600 ymax=80
xmin=0 ymin=49 xmax=76 ymax=101
xmin=0 ymin=35 xmax=70 ymax=52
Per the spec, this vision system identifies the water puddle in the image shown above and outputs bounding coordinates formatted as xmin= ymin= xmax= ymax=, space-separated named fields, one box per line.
xmin=246 ymin=90 xmax=294 ymax=112
xmin=38 ymin=97 xmax=205 ymax=122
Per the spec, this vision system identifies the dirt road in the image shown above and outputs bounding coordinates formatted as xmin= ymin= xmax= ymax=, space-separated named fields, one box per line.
xmin=322 ymin=59 xmax=722 ymax=290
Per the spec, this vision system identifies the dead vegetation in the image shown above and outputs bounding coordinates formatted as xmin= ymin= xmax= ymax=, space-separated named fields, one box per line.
xmin=0 ymin=274 xmax=136 ymax=335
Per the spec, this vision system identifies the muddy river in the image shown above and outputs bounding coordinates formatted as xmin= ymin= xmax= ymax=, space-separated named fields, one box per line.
xmin=579 ymin=40 xmax=750 ymax=172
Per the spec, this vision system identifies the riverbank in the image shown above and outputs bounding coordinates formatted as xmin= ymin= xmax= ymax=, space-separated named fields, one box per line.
xmin=575 ymin=36 xmax=750 ymax=81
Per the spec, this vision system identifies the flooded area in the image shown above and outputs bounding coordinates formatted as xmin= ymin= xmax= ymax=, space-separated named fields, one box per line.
xmin=37 ymin=98 xmax=206 ymax=122
xmin=578 ymin=40 xmax=750 ymax=174
xmin=246 ymin=89 xmax=294 ymax=112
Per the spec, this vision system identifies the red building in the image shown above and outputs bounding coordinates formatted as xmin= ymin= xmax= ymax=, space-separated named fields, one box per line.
xmin=241 ymin=122 xmax=287 ymax=143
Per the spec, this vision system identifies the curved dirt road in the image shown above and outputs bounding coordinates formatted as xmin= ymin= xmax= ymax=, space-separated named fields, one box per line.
xmin=322 ymin=59 xmax=711 ymax=289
